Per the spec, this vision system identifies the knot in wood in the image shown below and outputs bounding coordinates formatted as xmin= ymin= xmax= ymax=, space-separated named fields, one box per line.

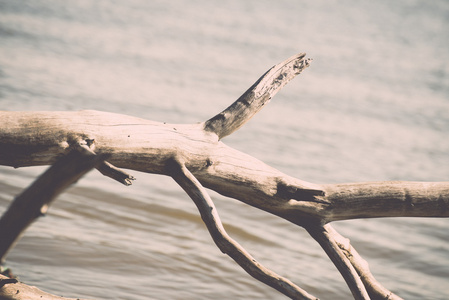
xmin=205 ymin=159 xmax=213 ymax=167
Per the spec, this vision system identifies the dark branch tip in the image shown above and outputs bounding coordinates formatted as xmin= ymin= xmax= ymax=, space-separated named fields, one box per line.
xmin=0 ymin=278 xmax=18 ymax=288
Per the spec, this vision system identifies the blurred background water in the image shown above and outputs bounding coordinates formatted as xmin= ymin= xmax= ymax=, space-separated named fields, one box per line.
xmin=0 ymin=0 xmax=448 ymax=299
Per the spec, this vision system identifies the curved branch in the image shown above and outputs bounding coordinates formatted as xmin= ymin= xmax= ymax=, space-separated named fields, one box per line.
xmin=306 ymin=224 xmax=370 ymax=300
xmin=0 ymin=149 xmax=109 ymax=263
xmin=204 ymin=52 xmax=312 ymax=139
xmin=166 ymin=158 xmax=318 ymax=300
xmin=325 ymin=225 xmax=403 ymax=300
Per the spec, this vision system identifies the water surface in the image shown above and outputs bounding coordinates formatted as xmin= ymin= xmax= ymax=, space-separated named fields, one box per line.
xmin=0 ymin=1 xmax=448 ymax=299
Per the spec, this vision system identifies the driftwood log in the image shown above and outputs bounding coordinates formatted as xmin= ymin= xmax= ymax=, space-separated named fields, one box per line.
xmin=0 ymin=53 xmax=448 ymax=300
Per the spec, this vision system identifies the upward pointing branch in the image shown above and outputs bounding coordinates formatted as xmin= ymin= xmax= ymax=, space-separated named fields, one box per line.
xmin=204 ymin=53 xmax=312 ymax=139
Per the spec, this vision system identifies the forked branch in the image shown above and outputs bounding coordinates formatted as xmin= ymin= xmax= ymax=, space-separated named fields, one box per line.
xmin=167 ymin=158 xmax=317 ymax=300
xmin=0 ymin=52 xmax=447 ymax=299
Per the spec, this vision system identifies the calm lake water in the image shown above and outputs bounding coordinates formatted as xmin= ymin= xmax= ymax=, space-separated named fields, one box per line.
xmin=1 ymin=1 xmax=448 ymax=299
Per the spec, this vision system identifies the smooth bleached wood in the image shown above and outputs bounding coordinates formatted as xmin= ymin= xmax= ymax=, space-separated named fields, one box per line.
xmin=168 ymin=158 xmax=318 ymax=300
xmin=204 ymin=53 xmax=312 ymax=139
xmin=0 ymin=52 xmax=447 ymax=299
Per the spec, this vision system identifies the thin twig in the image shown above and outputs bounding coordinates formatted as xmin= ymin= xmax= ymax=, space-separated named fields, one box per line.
xmin=78 ymin=143 xmax=136 ymax=185
xmin=96 ymin=161 xmax=136 ymax=185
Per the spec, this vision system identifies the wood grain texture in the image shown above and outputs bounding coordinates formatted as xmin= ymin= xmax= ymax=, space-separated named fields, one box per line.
xmin=1 ymin=52 xmax=447 ymax=300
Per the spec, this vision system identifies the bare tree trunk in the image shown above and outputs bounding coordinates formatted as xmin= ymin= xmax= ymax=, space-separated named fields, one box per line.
xmin=0 ymin=53 xmax=447 ymax=299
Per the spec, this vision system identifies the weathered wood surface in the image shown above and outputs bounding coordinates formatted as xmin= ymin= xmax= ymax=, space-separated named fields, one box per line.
xmin=1 ymin=110 xmax=447 ymax=225
xmin=0 ymin=53 xmax=447 ymax=299
xmin=0 ymin=274 xmax=90 ymax=300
